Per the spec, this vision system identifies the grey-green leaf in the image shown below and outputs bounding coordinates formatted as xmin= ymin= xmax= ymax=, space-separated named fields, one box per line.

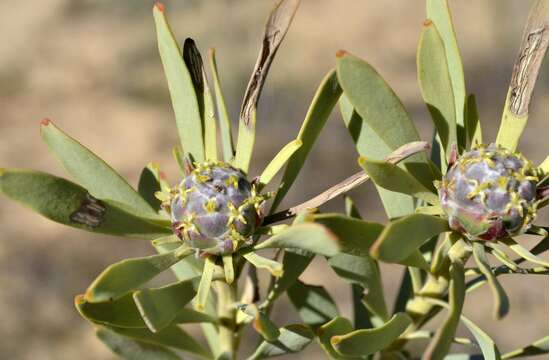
xmin=331 ymin=313 xmax=412 ymax=357
xmin=254 ymin=223 xmax=339 ymax=257
xmin=502 ymin=335 xmax=549 ymax=359
xmin=0 ymin=169 xmax=172 ymax=239
xmin=370 ymin=214 xmax=449 ymax=263
xmin=287 ymin=280 xmax=339 ymax=328
xmin=96 ymin=327 xmax=181 ymax=360
xmin=153 ymin=4 xmax=204 ymax=161
xmin=317 ymin=317 xmax=355 ymax=360
xmin=417 ymin=20 xmax=457 ymax=154
xmin=85 ymin=246 xmax=192 ymax=303
xmin=247 ymin=324 xmax=314 ymax=360
xmin=40 ymin=120 xmax=157 ymax=216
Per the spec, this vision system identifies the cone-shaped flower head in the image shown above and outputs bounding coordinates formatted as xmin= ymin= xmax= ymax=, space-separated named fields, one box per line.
xmin=439 ymin=144 xmax=538 ymax=241
xmin=167 ymin=161 xmax=265 ymax=255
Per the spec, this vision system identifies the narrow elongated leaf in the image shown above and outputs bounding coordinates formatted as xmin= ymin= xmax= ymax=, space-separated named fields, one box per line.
xmin=208 ymin=48 xmax=234 ymax=162
xmin=254 ymin=223 xmax=339 ymax=256
xmin=317 ymin=317 xmax=355 ymax=360
xmin=500 ymin=237 xmax=549 ymax=267
xmin=418 ymin=20 xmax=457 ymax=155
xmin=359 ymin=157 xmax=438 ymax=204
xmin=331 ymin=313 xmax=412 ymax=357
xmin=427 ymin=0 xmax=467 ymax=144
xmin=247 ymin=324 xmax=314 ymax=360
xmin=328 ymin=253 xmax=388 ymax=323
xmin=426 ymin=299 xmax=501 ymax=360
xmin=76 ymin=293 xmax=145 ymax=328
xmin=110 ymin=325 xmax=212 ymax=359
xmin=370 ymin=214 xmax=449 ymax=263
xmin=340 ymin=90 xmax=414 ymax=219
xmin=0 ymin=169 xmax=172 ymax=239
xmin=182 ymin=39 xmax=217 ymax=161
xmin=40 ymin=120 xmax=156 ymax=216
xmin=96 ymin=328 xmax=180 ymax=360
xmin=133 ymin=277 xmax=199 ymax=333
xmin=244 ymin=251 xmax=283 ymax=277
xmin=260 ymin=249 xmax=314 ymax=310
xmin=336 ymin=52 xmax=435 ymax=191
xmin=465 ymin=94 xmax=482 ymax=147
xmin=174 ymin=308 xmax=217 ymax=324
xmin=258 ymin=139 xmax=302 ymax=188
xmin=472 ymin=242 xmax=510 ymax=319
xmin=496 ymin=1 xmax=549 ymax=151
xmin=271 ymin=69 xmax=342 ymax=211
xmin=195 ymin=256 xmax=215 ymax=311
xmin=240 ymin=304 xmax=280 ymax=341
xmin=85 ymin=246 xmax=193 ymax=303
xmin=287 ymin=280 xmax=339 ymax=328
xmin=423 ymin=262 xmax=466 ymax=360
xmin=222 ymin=254 xmax=235 ymax=284
xmin=138 ymin=163 xmax=166 ymax=212
xmin=311 ymin=213 xmax=383 ymax=256
xmin=234 ymin=0 xmax=301 ymax=172
xmin=153 ymin=4 xmax=204 ymax=161
xmin=502 ymin=335 xmax=549 ymax=359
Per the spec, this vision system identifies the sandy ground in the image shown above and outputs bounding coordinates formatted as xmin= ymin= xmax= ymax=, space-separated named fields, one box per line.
xmin=0 ymin=1 xmax=548 ymax=359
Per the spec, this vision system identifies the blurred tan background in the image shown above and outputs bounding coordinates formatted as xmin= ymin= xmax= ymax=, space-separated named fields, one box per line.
xmin=1 ymin=0 xmax=548 ymax=359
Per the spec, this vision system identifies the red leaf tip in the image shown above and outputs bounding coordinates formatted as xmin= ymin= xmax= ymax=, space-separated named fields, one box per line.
xmin=423 ymin=19 xmax=433 ymax=27
xmin=40 ymin=118 xmax=51 ymax=126
xmin=336 ymin=49 xmax=348 ymax=58
xmin=155 ymin=2 xmax=165 ymax=12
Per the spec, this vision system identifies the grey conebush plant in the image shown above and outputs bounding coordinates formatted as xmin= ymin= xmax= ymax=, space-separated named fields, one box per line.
xmin=2 ymin=0 xmax=549 ymax=360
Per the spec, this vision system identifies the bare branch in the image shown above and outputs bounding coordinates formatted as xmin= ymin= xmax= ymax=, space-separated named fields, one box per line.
xmin=263 ymin=141 xmax=430 ymax=225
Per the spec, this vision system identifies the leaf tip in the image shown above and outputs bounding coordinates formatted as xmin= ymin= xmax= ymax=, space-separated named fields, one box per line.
xmin=336 ymin=49 xmax=348 ymax=58
xmin=154 ymin=1 xmax=165 ymax=12
xmin=40 ymin=118 xmax=52 ymax=127
xmin=74 ymin=294 xmax=85 ymax=306
xmin=423 ymin=19 xmax=433 ymax=27
xmin=330 ymin=335 xmax=342 ymax=346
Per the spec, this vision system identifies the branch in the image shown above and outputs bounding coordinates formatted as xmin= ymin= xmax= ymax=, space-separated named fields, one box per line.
xmin=263 ymin=141 xmax=430 ymax=225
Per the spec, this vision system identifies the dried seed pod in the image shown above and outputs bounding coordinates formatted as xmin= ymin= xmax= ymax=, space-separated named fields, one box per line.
xmin=438 ymin=143 xmax=538 ymax=241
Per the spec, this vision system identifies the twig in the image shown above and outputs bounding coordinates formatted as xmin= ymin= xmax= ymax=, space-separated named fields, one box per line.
xmin=263 ymin=141 xmax=430 ymax=225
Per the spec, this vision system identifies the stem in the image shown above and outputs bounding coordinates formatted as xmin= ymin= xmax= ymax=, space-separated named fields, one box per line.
xmin=216 ymin=278 xmax=238 ymax=359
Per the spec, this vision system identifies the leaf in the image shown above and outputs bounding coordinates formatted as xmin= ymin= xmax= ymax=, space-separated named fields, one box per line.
xmin=500 ymin=237 xmax=549 ymax=268
xmin=260 ymin=249 xmax=314 ymax=310
xmin=465 ymin=94 xmax=482 ymax=147
xmin=258 ymin=139 xmax=302 ymax=188
xmin=359 ymin=157 xmax=438 ymax=205
xmin=254 ymin=223 xmax=339 ymax=256
xmin=85 ymin=246 xmax=192 ymax=303
xmin=495 ymin=1 xmax=549 ymax=151
xmin=96 ymin=327 xmax=181 ymax=360
xmin=271 ymin=69 xmax=342 ymax=212
xmin=208 ymin=48 xmax=234 ymax=162
xmin=247 ymin=324 xmax=314 ymax=360
xmin=426 ymin=298 xmax=501 ymax=360
xmin=244 ymin=251 xmax=283 ymax=277
xmin=138 ymin=162 xmax=168 ymax=212
xmin=195 ymin=256 xmax=215 ymax=312
xmin=76 ymin=293 xmax=146 ymax=328
xmin=153 ymin=4 xmax=204 ymax=161
xmin=502 ymin=335 xmax=549 ymax=359
xmin=287 ymin=280 xmax=339 ymax=328
xmin=0 ymin=169 xmax=172 ymax=239
xmin=234 ymin=0 xmax=301 ymax=172
xmin=340 ymin=92 xmax=415 ymax=220
xmin=331 ymin=313 xmax=412 ymax=357
xmin=311 ymin=213 xmax=384 ymax=256
xmin=370 ymin=214 xmax=449 ymax=263
xmin=182 ymin=38 xmax=217 ymax=161
xmin=426 ymin=0 xmax=467 ymax=145
xmin=317 ymin=317 xmax=355 ymax=360
xmin=133 ymin=277 xmax=199 ymax=333
xmin=417 ymin=20 xmax=457 ymax=155
xmin=240 ymin=304 xmax=281 ymax=341
xmin=423 ymin=262 xmax=466 ymax=360
xmin=222 ymin=254 xmax=235 ymax=284
xmin=329 ymin=253 xmax=388 ymax=323
xmin=40 ymin=120 xmax=157 ymax=216
xmin=174 ymin=308 xmax=217 ymax=325
xmin=109 ymin=325 xmax=212 ymax=359
xmin=336 ymin=52 xmax=435 ymax=191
